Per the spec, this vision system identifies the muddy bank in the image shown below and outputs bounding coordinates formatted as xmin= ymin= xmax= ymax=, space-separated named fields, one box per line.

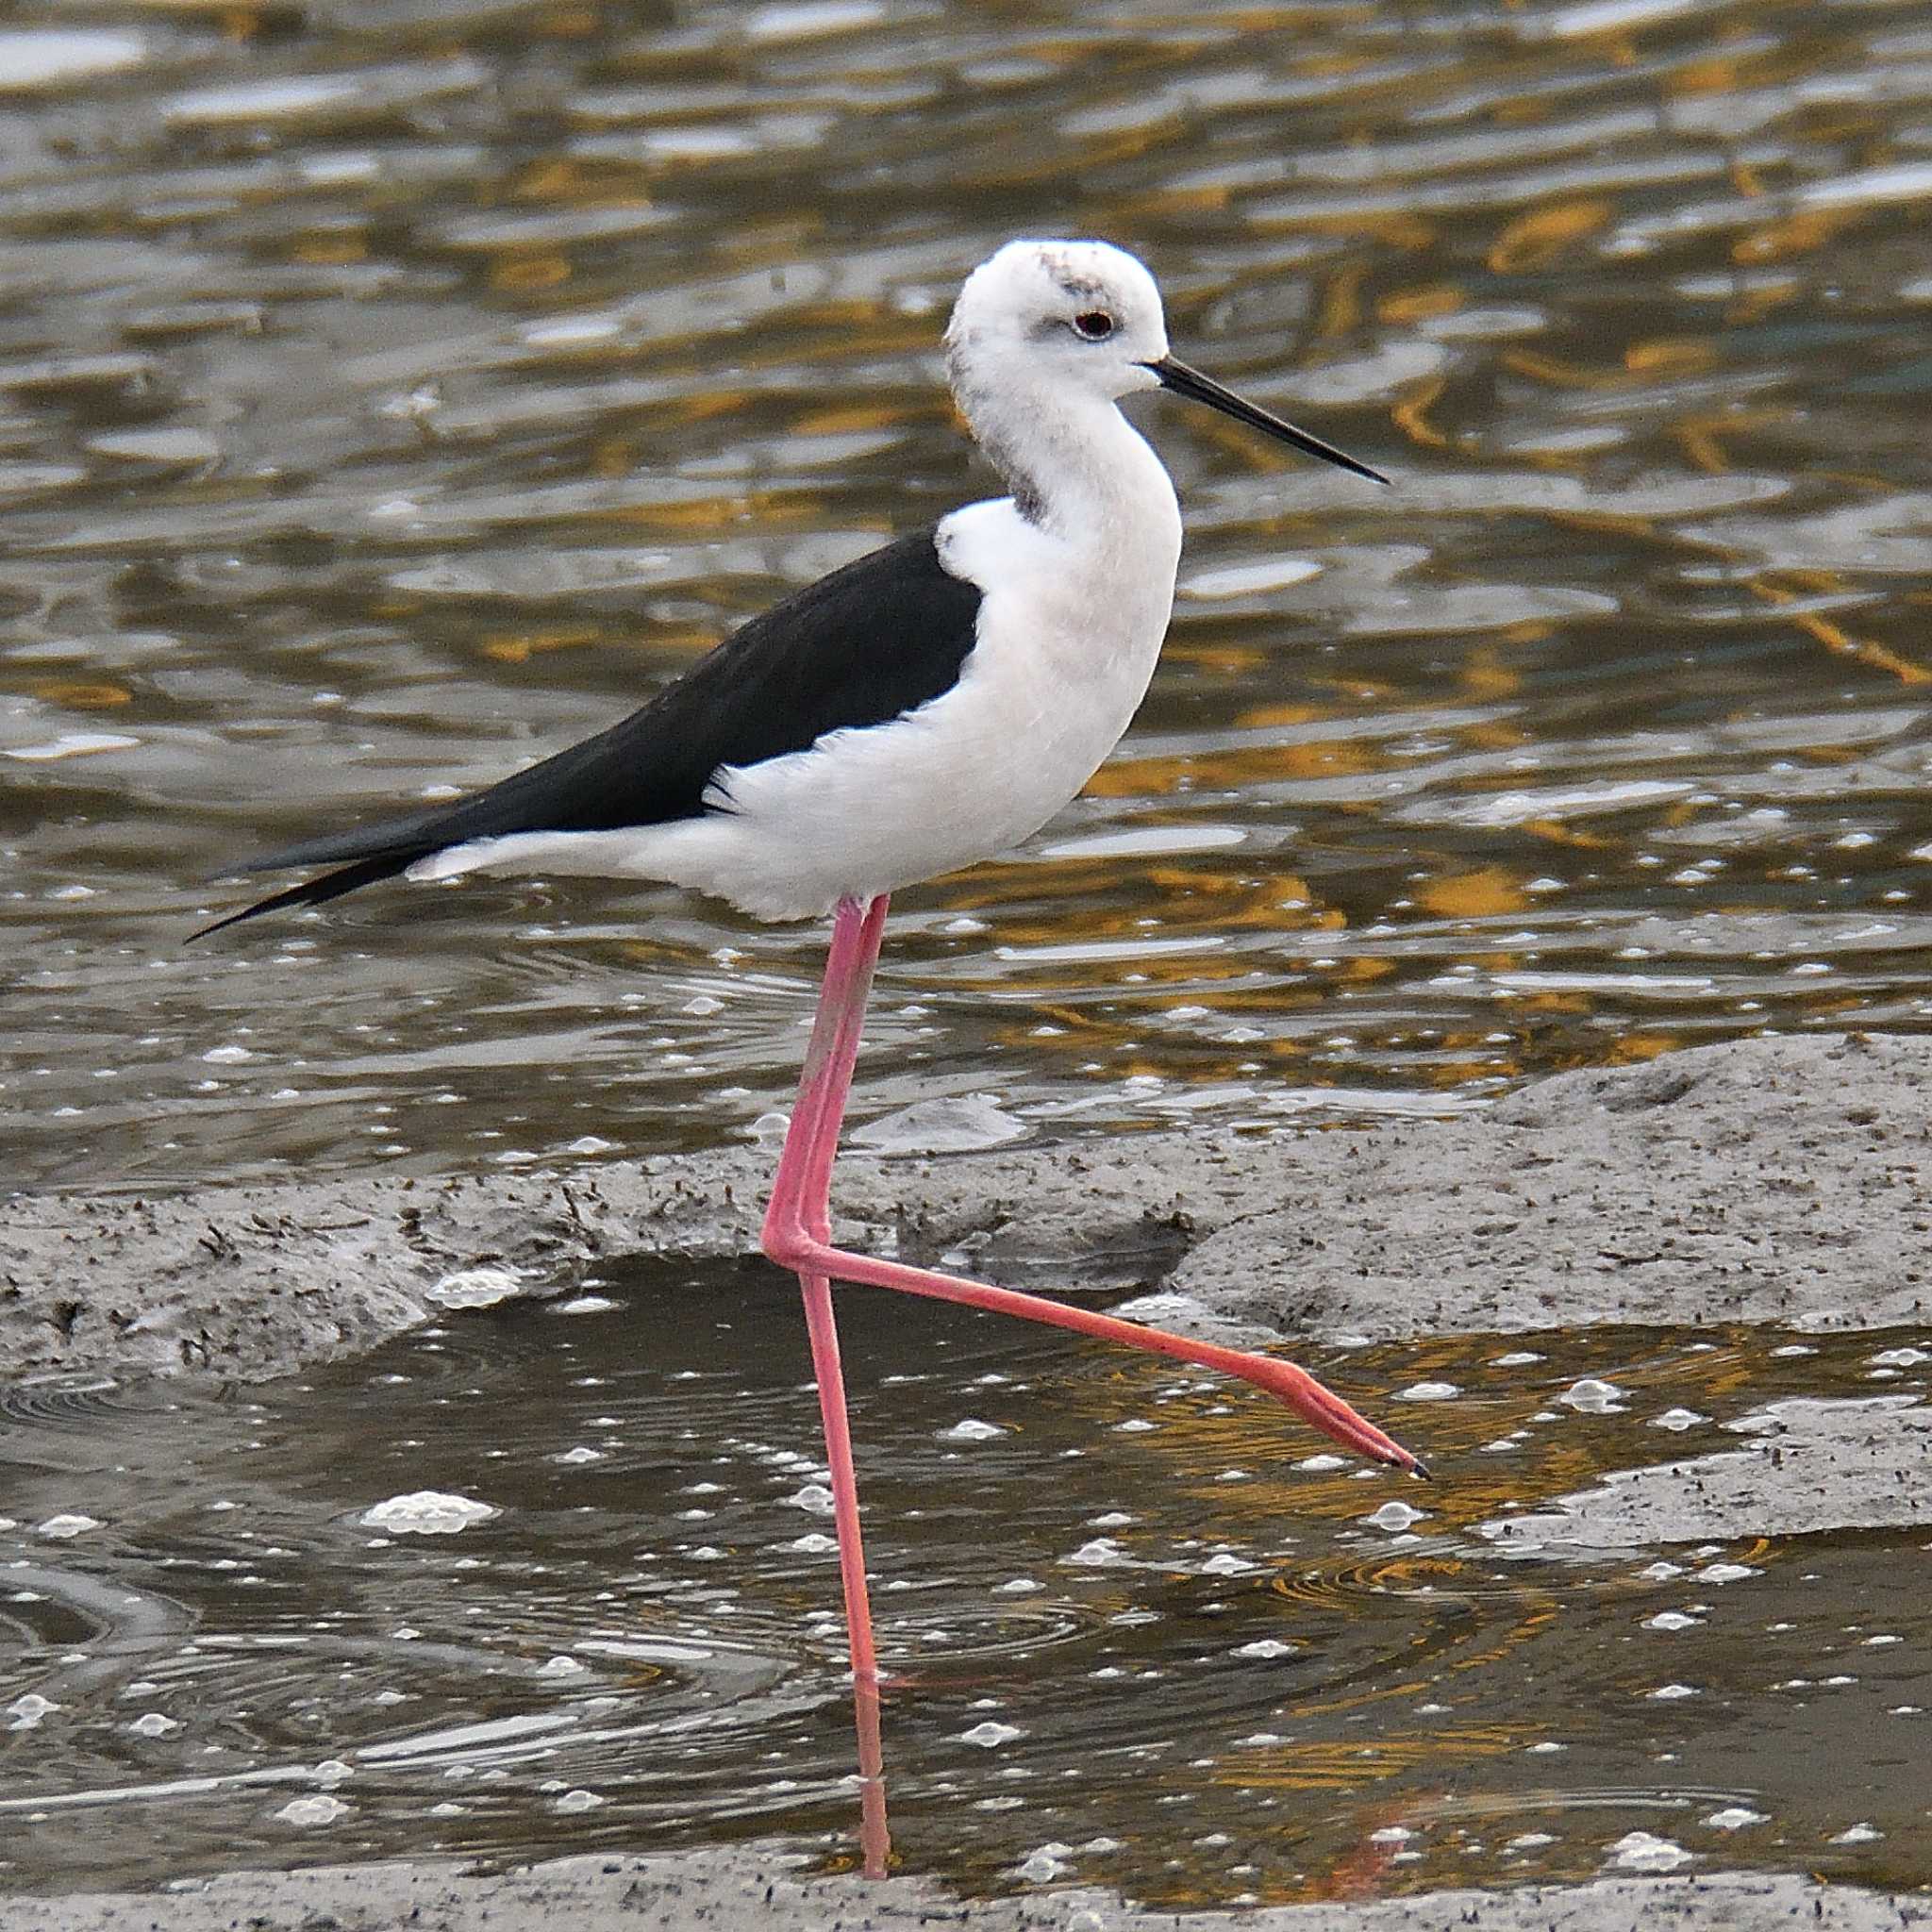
xmin=3 ymin=1844 xmax=1925 ymax=1932
xmin=1483 ymin=1392 xmax=1932 ymax=1548
xmin=3 ymin=1032 xmax=1928 ymax=1386
xmin=4 ymin=1038 xmax=1928 ymax=1931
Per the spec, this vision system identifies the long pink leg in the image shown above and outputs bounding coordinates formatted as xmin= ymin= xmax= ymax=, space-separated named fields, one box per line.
xmin=763 ymin=895 xmax=1426 ymax=1878
xmin=770 ymin=896 xmax=893 ymax=1878
xmin=762 ymin=898 xmax=1423 ymax=1474
xmin=780 ymin=1239 xmax=1423 ymax=1471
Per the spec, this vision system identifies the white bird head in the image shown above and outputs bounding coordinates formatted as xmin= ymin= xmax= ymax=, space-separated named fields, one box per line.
xmin=944 ymin=238 xmax=1387 ymax=489
xmin=945 ymin=238 xmax=1171 ymax=408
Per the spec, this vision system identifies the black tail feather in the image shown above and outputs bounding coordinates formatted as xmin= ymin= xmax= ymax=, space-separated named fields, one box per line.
xmin=189 ymin=851 xmax=425 ymax=942
xmin=184 ymin=525 xmax=982 ymax=946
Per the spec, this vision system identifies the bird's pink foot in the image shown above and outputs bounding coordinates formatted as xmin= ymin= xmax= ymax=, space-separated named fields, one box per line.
xmin=763 ymin=1222 xmax=1423 ymax=1475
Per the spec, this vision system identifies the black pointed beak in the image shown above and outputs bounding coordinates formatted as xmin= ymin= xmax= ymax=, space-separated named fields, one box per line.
xmin=1145 ymin=356 xmax=1389 ymax=486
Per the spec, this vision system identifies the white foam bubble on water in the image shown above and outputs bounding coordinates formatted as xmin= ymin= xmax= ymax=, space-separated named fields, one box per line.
xmin=1363 ymin=1500 xmax=1426 ymax=1532
xmin=276 ymin=1793 xmax=350 ymax=1826
xmin=425 ymin=1267 xmax=523 ymax=1309
xmin=35 ymin=1514 xmax=101 ymax=1540
xmin=1064 ymin=1537 xmax=1125 ymax=1567
xmin=1015 ymin=1842 xmax=1074 ymax=1882
xmin=958 ymin=1720 xmax=1024 ymax=1748
xmin=939 ymin=1418 xmax=1006 ymax=1442
xmin=1558 ymin=1377 xmax=1628 ymax=1413
xmin=168 ymin=75 xmax=363 ymax=125
xmin=1705 ymin=1807 xmax=1767 ymax=1829
xmin=8 ymin=1693 xmax=58 ymax=1731
xmin=745 ymin=0 xmax=886 ymax=43
xmin=1178 ymin=558 xmax=1323 ymax=599
xmin=1695 ymin=1562 xmax=1759 ymax=1584
xmin=6 ymin=733 xmax=140 ymax=761
xmin=358 ymin=1491 xmax=496 ymax=1535
xmin=1606 ymin=1829 xmax=1692 ymax=1872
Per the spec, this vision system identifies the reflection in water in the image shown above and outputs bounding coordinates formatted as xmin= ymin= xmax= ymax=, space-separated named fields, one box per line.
xmin=5 ymin=0 xmax=1932 ymax=1906
xmin=0 ymin=1268 xmax=1924 ymax=1899
xmin=1 ymin=0 xmax=1931 ymax=1187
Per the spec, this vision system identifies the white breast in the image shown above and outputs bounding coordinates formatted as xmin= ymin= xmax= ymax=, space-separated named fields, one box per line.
xmin=413 ymin=410 xmax=1186 ymax=921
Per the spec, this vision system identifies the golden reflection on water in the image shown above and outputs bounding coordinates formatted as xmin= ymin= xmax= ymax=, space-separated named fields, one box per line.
xmin=0 ymin=1265 xmax=1922 ymax=1899
xmin=4 ymin=1 xmax=1932 ymax=1885
xmin=965 ymin=1317 xmax=1915 ymax=1902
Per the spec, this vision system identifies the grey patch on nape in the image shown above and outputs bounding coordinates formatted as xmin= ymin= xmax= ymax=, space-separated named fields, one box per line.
xmin=983 ymin=420 xmax=1050 ymax=520
xmin=955 ymin=376 xmax=1049 ymax=524
xmin=1008 ymin=474 xmax=1048 ymax=526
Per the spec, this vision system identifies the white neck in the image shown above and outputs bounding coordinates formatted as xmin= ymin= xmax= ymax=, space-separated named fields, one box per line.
xmin=949 ymin=358 xmax=1182 ymax=575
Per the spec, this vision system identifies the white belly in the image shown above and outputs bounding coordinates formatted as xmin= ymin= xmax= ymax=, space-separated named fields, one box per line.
xmin=415 ymin=488 xmax=1183 ymax=921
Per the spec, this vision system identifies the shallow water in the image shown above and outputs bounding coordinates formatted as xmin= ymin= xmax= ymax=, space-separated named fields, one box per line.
xmin=0 ymin=1265 xmax=1925 ymax=1902
xmin=5 ymin=0 xmax=1932 ymax=1907
xmin=6 ymin=0 xmax=1932 ymax=1187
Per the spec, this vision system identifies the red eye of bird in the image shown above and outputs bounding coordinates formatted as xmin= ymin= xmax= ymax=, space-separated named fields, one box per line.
xmin=1072 ymin=310 xmax=1116 ymax=341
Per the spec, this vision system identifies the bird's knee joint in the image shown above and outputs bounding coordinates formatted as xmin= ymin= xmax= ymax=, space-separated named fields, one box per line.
xmin=761 ymin=1219 xmax=819 ymax=1272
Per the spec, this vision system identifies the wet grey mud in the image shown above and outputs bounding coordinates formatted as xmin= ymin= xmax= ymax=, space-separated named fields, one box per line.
xmin=0 ymin=1034 xmax=1929 ymax=1930
xmin=5 ymin=0 xmax=1932 ymax=1923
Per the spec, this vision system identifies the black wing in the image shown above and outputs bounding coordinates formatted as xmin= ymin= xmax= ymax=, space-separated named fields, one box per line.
xmin=193 ymin=529 xmax=983 ymax=938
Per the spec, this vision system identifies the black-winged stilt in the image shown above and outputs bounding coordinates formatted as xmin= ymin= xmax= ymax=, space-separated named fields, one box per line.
xmin=197 ymin=239 xmax=1419 ymax=1876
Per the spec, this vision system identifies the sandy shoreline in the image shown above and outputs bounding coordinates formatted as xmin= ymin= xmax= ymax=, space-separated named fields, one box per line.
xmin=5 ymin=1029 xmax=1929 ymax=1929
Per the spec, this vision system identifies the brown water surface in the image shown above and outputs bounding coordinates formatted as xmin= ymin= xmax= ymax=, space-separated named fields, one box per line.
xmin=0 ymin=1270 xmax=1926 ymax=1903
xmin=3 ymin=0 xmax=1932 ymax=1906
xmin=5 ymin=0 xmax=1932 ymax=1187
